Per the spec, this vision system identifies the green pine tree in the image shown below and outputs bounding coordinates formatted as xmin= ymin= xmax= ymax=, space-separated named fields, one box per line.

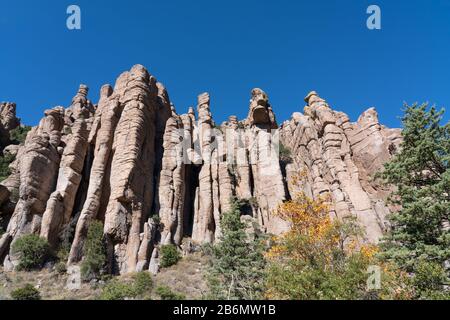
xmin=380 ymin=103 xmax=450 ymax=296
xmin=206 ymin=198 xmax=266 ymax=300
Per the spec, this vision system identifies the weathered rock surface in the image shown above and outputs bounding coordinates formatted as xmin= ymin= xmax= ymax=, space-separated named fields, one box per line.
xmin=40 ymin=85 xmax=94 ymax=247
xmin=0 ymin=102 xmax=20 ymax=132
xmin=280 ymin=91 xmax=399 ymax=242
xmin=0 ymin=106 xmax=65 ymax=262
xmin=0 ymin=66 xmax=401 ymax=273
xmin=0 ymin=102 xmax=20 ymax=150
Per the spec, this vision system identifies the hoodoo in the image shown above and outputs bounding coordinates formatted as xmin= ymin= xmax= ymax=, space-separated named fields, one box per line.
xmin=0 ymin=65 xmax=401 ymax=274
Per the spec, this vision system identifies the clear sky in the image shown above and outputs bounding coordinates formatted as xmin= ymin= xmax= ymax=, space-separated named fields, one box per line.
xmin=1 ymin=0 xmax=449 ymax=127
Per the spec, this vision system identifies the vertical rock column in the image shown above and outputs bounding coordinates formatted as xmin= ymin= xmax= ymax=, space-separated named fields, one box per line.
xmin=0 ymin=107 xmax=65 ymax=262
xmin=159 ymin=106 xmax=187 ymax=245
xmin=192 ymin=93 xmax=216 ymax=244
xmin=68 ymin=86 xmax=120 ymax=264
xmin=224 ymin=116 xmax=252 ymax=201
xmin=40 ymin=86 xmax=95 ymax=247
xmin=306 ymin=92 xmax=384 ymax=242
xmin=104 ymin=65 xmax=158 ymax=274
xmin=245 ymin=89 xmax=288 ymax=234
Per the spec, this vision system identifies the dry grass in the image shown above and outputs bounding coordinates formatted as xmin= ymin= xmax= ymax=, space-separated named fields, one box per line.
xmin=0 ymin=267 xmax=102 ymax=300
xmin=0 ymin=252 xmax=209 ymax=300
xmin=154 ymin=252 xmax=208 ymax=300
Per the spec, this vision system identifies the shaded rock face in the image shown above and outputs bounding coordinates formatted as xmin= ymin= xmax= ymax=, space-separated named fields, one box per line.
xmin=0 ymin=66 xmax=401 ymax=273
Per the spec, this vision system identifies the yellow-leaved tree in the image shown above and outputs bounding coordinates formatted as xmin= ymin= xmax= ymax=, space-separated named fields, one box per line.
xmin=265 ymin=191 xmax=414 ymax=300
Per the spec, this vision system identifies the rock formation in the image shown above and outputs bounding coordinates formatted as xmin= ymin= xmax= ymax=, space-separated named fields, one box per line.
xmin=280 ymin=91 xmax=400 ymax=242
xmin=0 ymin=102 xmax=20 ymax=150
xmin=0 ymin=65 xmax=402 ymax=274
xmin=0 ymin=102 xmax=20 ymax=132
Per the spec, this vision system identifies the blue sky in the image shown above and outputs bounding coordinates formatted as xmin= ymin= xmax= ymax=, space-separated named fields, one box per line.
xmin=1 ymin=0 xmax=449 ymax=127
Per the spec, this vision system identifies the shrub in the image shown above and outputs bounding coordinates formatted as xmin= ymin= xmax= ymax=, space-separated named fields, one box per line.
xmin=55 ymin=247 xmax=69 ymax=274
xmin=10 ymin=125 xmax=32 ymax=145
xmin=0 ymin=153 xmax=15 ymax=182
xmin=10 ymin=284 xmax=41 ymax=300
xmin=11 ymin=234 xmax=50 ymax=271
xmin=133 ymin=272 xmax=153 ymax=295
xmin=279 ymin=143 xmax=293 ymax=164
xmin=55 ymin=262 xmax=67 ymax=274
xmin=10 ymin=188 xmax=19 ymax=203
xmin=100 ymin=273 xmax=153 ymax=300
xmin=412 ymin=260 xmax=450 ymax=299
xmin=81 ymin=221 xmax=106 ymax=281
xmin=150 ymin=214 xmax=161 ymax=225
xmin=160 ymin=245 xmax=181 ymax=268
xmin=155 ymin=286 xmax=186 ymax=300
xmin=100 ymin=280 xmax=137 ymax=300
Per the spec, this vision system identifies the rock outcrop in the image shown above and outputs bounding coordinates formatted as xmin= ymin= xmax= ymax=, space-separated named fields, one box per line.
xmin=0 ymin=102 xmax=20 ymax=132
xmin=0 ymin=102 xmax=20 ymax=150
xmin=40 ymin=85 xmax=94 ymax=247
xmin=280 ymin=92 xmax=400 ymax=242
xmin=0 ymin=65 xmax=401 ymax=273
xmin=0 ymin=106 xmax=65 ymax=263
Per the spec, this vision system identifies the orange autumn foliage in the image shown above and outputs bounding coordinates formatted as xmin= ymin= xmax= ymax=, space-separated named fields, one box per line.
xmin=266 ymin=192 xmax=340 ymax=262
xmin=265 ymin=188 xmax=415 ymax=300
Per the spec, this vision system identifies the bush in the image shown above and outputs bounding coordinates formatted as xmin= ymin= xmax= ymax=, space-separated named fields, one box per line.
xmin=413 ymin=260 xmax=450 ymax=299
xmin=0 ymin=153 xmax=15 ymax=181
xmin=100 ymin=280 xmax=137 ymax=300
xmin=160 ymin=245 xmax=181 ymax=268
xmin=10 ymin=125 xmax=32 ymax=145
xmin=10 ymin=284 xmax=41 ymax=300
xmin=150 ymin=214 xmax=161 ymax=225
xmin=279 ymin=143 xmax=293 ymax=164
xmin=10 ymin=188 xmax=19 ymax=203
xmin=100 ymin=272 xmax=153 ymax=300
xmin=81 ymin=221 xmax=106 ymax=281
xmin=11 ymin=234 xmax=50 ymax=271
xmin=133 ymin=272 xmax=153 ymax=295
xmin=55 ymin=262 xmax=67 ymax=274
xmin=155 ymin=286 xmax=186 ymax=300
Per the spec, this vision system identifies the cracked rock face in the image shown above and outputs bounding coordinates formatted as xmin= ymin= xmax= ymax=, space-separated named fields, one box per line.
xmin=0 ymin=106 xmax=65 ymax=263
xmin=0 ymin=102 xmax=21 ymax=150
xmin=280 ymin=91 xmax=400 ymax=243
xmin=246 ymin=88 xmax=278 ymax=129
xmin=0 ymin=66 xmax=401 ymax=273
xmin=0 ymin=102 xmax=20 ymax=132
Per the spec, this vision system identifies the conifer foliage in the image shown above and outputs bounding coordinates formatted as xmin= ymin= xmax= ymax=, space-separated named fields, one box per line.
xmin=379 ymin=103 xmax=450 ymax=299
xmin=206 ymin=198 xmax=266 ymax=300
xmin=380 ymin=103 xmax=450 ymax=275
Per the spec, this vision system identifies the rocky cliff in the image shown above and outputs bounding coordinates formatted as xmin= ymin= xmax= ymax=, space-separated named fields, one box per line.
xmin=0 ymin=65 xmax=401 ymax=274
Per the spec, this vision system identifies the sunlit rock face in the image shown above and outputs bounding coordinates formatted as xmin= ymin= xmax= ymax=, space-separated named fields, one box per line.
xmin=280 ymin=91 xmax=401 ymax=243
xmin=0 ymin=66 xmax=401 ymax=274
